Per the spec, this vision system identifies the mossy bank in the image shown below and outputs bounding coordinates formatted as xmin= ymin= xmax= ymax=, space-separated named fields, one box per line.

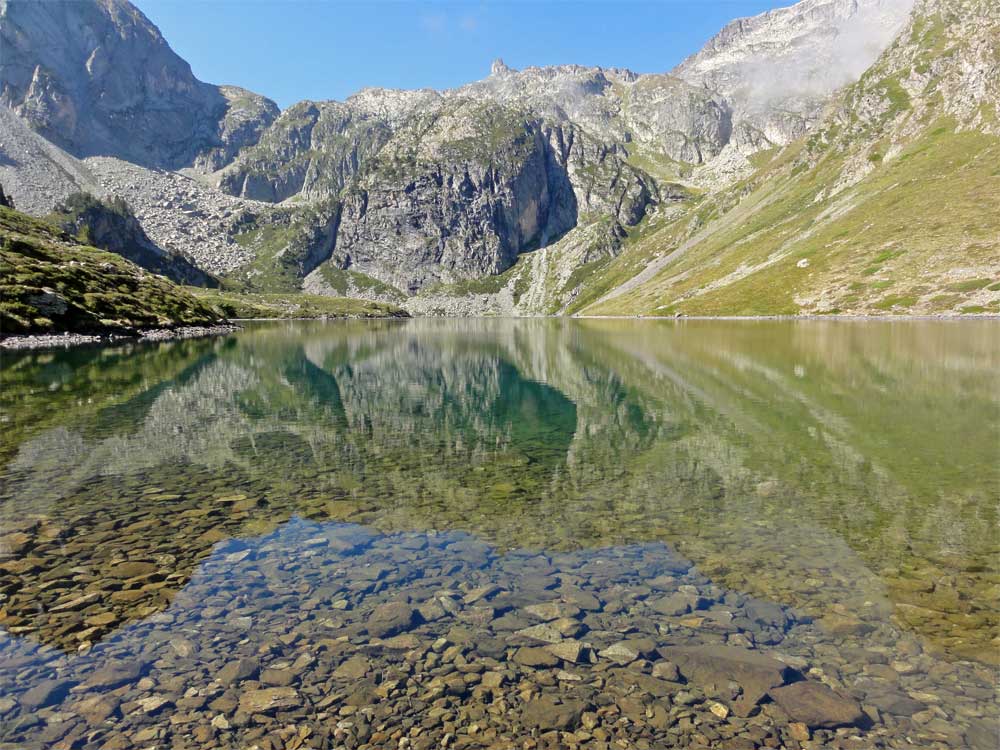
xmin=0 ymin=206 xmax=225 ymax=338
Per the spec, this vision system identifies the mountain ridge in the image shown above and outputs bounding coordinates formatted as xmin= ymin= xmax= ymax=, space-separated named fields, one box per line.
xmin=1 ymin=0 xmax=995 ymax=319
xmin=577 ymin=0 xmax=1000 ymax=316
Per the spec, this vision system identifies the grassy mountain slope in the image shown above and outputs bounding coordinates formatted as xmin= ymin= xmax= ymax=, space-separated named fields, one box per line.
xmin=0 ymin=206 xmax=223 ymax=335
xmin=580 ymin=0 xmax=999 ymax=316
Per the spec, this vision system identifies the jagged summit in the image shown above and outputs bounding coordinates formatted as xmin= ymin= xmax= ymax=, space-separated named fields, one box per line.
xmin=490 ymin=58 xmax=513 ymax=76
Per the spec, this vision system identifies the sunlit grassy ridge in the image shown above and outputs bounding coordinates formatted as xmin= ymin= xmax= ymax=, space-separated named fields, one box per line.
xmin=315 ymin=264 xmax=406 ymax=302
xmin=584 ymin=124 xmax=1000 ymax=316
xmin=0 ymin=206 xmax=222 ymax=335
xmin=0 ymin=205 xmax=405 ymax=335
xmin=579 ymin=0 xmax=1000 ymax=316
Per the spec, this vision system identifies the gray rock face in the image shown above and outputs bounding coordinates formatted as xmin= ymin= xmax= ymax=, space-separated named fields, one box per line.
xmin=194 ymin=86 xmax=282 ymax=172
xmin=230 ymin=94 xmax=660 ymax=292
xmin=0 ymin=107 xmax=105 ymax=215
xmin=330 ymin=103 xmax=579 ymax=292
xmin=214 ymin=59 xmax=724 ymax=293
xmin=0 ymin=0 xmax=277 ymax=169
xmin=218 ymin=100 xmax=393 ymax=202
xmin=460 ymin=63 xmax=732 ymax=164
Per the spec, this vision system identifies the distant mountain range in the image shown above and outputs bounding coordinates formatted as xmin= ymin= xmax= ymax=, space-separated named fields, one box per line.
xmin=1 ymin=0 xmax=996 ymax=317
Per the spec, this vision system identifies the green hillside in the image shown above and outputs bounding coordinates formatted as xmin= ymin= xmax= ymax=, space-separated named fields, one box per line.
xmin=0 ymin=206 xmax=223 ymax=335
xmin=581 ymin=0 xmax=1000 ymax=316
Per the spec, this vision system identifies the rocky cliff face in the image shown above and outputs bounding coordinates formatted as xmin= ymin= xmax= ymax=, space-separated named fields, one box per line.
xmin=0 ymin=0 xmax=278 ymax=169
xmin=335 ymin=100 xmax=667 ymax=291
xmin=194 ymin=86 xmax=283 ymax=172
xmin=219 ymin=62 xmax=725 ymax=204
xmin=217 ymin=66 xmax=698 ymax=292
xmin=218 ymin=100 xmax=394 ymax=202
xmin=458 ymin=64 xmax=732 ymax=165
xmin=328 ymin=102 xmax=574 ymax=291
xmin=0 ymin=106 xmax=105 ymax=214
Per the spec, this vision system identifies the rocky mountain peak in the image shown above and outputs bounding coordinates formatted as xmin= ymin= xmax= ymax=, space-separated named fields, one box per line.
xmin=0 ymin=0 xmax=277 ymax=170
xmin=667 ymin=0 xmax=918 ymax=182
xmin=491 ymin=58 xmax=514 ymax=76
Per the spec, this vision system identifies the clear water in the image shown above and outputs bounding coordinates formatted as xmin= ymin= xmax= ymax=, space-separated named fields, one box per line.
xmin=0 ymin=318 xmax=997 ymax=749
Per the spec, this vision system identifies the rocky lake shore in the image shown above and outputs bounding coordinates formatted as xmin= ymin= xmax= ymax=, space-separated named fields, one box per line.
xmin=0 ymin=324 xmax=241 ymax=351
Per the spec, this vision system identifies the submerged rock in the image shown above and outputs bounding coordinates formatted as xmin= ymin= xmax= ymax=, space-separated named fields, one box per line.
xmin=238 ymin=687 xmax=300 ymax=714
xmin=521 ymin=695 xmax=588 ymax=731
xmin=768 ymin=681 xmax=867 ymax=729
xmin=660 ymin=644 xmax=799 ymax=713
xmin=217 ymin=657 xmax=259 ymax=686
xmin=20 ymin=679 xmax=76 ymax=709
xmin=84 ymin=661 xmax=146 ymax=690
xmin=513 ymin=647 xmax=560 ymax=668
xmin=367 ymin=601 xmax=420 ymax=637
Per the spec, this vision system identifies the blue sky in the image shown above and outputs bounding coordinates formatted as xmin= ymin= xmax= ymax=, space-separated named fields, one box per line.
xmin=138 ymin=1 xmax=792 ymax=109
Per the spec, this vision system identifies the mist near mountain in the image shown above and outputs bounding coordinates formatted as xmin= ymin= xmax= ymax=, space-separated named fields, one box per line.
xmin=675 ymin=0 xmax=917 ymax=114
